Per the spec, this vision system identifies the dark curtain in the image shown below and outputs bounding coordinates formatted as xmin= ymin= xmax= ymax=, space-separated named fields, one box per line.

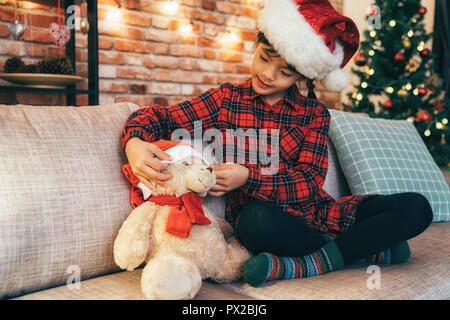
xmin=433 ymin=0 xmax=450 ymax=99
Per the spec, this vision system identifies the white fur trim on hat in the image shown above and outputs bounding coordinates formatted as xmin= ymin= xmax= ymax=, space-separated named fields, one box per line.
xmin=163 ymin=145 xmax=208 ymax=164
xmin=137 ymin=142 xmax=211 ymax=200
xmin=319 ymin=67 xmax=349 ymax=92
xmin=258 ymin=0 xmax=347 ymax=91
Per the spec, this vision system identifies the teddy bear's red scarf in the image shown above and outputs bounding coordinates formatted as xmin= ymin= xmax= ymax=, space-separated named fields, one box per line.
xmin=122 ymin=164 xmax=211 ymax=238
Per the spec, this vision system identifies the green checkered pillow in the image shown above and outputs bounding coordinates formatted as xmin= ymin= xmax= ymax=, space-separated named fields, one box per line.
xmin=329 ymin=109 xmax=450 ymax=222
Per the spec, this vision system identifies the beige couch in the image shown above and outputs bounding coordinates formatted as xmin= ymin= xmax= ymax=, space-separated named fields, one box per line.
xmin=1 ymin=102 xmax=449 ymax=300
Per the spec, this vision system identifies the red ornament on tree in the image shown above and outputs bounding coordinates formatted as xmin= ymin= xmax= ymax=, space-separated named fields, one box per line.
xmin=383 ymin=100 xmax=393 ymax=109
xmin=418 ymin=7 xmax=427 ymax=15
xmin=420 ymin=49 xmax=430 ymax=57
xmin=395 ymin=52 xmax=405 ymax=61
xmin=418 ymin=87 xmax=428 ymax=96
xmin=416 ymin=110 xmax=432 ymax=123
xmin=369 ymin=7 xmax=378 ymax=16
xmin=354 ymin=52 xmax=367 ymax=66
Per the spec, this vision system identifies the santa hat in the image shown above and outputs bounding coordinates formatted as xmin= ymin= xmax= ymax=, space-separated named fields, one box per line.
xmin=257 ymin=0 xmax=360 ymax=92
xmin=136 ymin=140 xmax=210 ymax=200
xmin=152 ymin=140 xmax=209 ymax=164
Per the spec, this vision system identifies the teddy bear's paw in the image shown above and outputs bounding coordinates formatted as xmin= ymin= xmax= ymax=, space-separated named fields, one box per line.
xmin=113 ymin=227 xmax=150 ymax=271
xmin=141 ymin=254 xmax=202 ymax=300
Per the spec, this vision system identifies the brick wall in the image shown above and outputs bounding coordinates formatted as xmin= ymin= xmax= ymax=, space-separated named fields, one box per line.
xmin=0 ymin=0 xmax=344 ymax=108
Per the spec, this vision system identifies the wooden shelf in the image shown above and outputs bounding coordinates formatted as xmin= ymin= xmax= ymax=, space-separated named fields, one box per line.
xmin=19 ymin=0 xmax=85 ymax=7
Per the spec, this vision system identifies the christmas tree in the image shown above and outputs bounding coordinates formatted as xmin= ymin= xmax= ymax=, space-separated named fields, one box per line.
xmin=346 ymin=0 xmax=449 ymax=169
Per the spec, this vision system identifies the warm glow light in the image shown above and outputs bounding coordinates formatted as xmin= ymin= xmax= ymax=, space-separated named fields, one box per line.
xmin=386 ymin=87 xmax=394 ymax=93
xmin=417 ymin=41 xmax=425 ymax=51
xmin=368 ymin=50 xmax=375 ymax=56
xmin=179 ymin=23 xmax=193 ymax=35
xmin=436 ymin=122 xmax=444 ymax=130
xmin=162 ymin=1 xmax=179 ymax=15
xmin=361 ymin=82 xmax=368 ymax=88
xmin=389 ymin=20 xmax=397 ymax=27
xmin=413 ymin=88 xmax=419 ymax=95
xmin=368 ymin=69 xmax=375 ymax=75
xmin=442 ymin=118 xmax=448 ymax=125
xmin=424 ymin=129 xmax=431 ymax=136
xmin=221 ymin=30 xmax=240 ymax=42
xmin=369 ymin=30 xmax=377 ymax=37
xmin=107 ymin=8 xmax=122 ymax=21
xmin=407 ymin=30 xmax=414 ymax=37
xmin=356 ymin=93 xmax=363 ymax=101
xmin=404 ymin=83 xmax=412 ymax=91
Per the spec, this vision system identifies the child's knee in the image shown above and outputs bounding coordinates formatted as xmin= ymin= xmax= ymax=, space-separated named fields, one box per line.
xmin=236 ymin=201 xmax=278 ymax=252
xmin=407 ymin=192 xmax=433 ymax=236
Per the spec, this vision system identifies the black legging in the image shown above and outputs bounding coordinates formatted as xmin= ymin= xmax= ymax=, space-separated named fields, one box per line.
xmin=235 ymin=192 xmax=433 ymax=265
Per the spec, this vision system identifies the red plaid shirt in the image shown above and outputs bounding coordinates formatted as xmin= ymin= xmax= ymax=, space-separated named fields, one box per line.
xmin=121 ymin=78 xmax=375 ymax=238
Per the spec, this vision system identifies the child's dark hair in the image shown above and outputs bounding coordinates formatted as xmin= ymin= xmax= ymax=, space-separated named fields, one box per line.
xmin=255 ymin=31 xmax=317 ymax=100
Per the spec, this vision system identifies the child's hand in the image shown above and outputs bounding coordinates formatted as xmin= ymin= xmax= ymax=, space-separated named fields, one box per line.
xmin=208 ymin=163 xmax=249 ymax=197
xmin=125 ymin=138 xmax=173 ymax=192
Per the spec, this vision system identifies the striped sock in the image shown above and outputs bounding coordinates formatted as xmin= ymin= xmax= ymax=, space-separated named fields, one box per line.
xmin=243 ymin=240 xmax=344 ymax=287
xmin=365 ymin=241 xmax=411 ymax=265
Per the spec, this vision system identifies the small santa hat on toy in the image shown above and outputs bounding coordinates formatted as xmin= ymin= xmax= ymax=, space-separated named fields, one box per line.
xmin=124 ymin=140 xmax=211 ymax=201
xmin=257 ymin=0 xmax=360 ymax=92
xmin=152 ymin=140 xmax=209 ymax=165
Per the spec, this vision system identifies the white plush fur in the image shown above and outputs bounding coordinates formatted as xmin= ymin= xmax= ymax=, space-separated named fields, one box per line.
xmin=113 ymin=157 xmax=251 ymax=300
xmin=258 ymin=0 xmax=348 ymax=91
xmin=319 ymin=66 xmax=349 ymax=92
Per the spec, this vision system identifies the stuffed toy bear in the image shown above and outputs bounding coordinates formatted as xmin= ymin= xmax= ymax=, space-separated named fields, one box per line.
xmin=114 ymin=140 xmax=251 ymax=300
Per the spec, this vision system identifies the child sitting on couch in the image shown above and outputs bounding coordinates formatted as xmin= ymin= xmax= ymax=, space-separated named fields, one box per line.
xmin=121 ymin=0 xmax=433 ymax=287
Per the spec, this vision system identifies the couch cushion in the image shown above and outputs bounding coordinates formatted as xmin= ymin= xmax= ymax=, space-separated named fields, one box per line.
xmin=14 ymin=222 xmax=450 ymax=300
xmin=0 ymin=103 xmax=143 ymax=299
xmin=328 ymin=110 xmax=450 ymax=222
xmin=0 ymin=102 xmax=350 ymax=299
xmin=221 ymin=222 xmax=450 ymax=299
xmin=12 ymin=269 xmax=253 ymax=300
xmin=323 ymin=141 xmax=351 ymax=200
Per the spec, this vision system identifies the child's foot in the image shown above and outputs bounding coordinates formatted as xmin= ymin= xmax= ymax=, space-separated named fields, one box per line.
xmin=243 ymin=240 xmax=344 ymax=287
xmin=365 ymin=241 xmax=411 ymax=264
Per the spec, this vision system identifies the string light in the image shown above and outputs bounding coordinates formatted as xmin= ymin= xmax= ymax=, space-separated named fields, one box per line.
xmin=161 ymin=1 xmax=179 ymax=15
xmin=442 ymin=118 xmax=448 ymax=125
xmin=385 ymin=86 xmax=394 ymax=94
xmin=220 ymin=30 xmax=240 ymax=42
xmin=436 ymin=122 xmax=444 ymax=130
xmin=407 ymin=30 xmax=414 ymax=37
xmin=389 ymin=20 xmax=397 ymax=27
xmin=368 ymin=50 xmax=375 ymax=56
xmin=417 ymin=41 xmax=425 ymax=52
xmin=179 ymin=22 xmax=193 ymax=35
xmin=424 ymin=129 xmax=431 ymax=136
xmin=369 ymin=30 xmax=377 ymax=38
xmin=404 ymin=83 xmax=412 ymax=91
xmin=413 ymin=88 xmax=419 ymax=95
xmin=108 ymin=1 xmax=122 ymax=22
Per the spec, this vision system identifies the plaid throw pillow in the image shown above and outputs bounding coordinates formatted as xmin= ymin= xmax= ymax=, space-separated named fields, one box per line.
xmin=328 ymin=110 xmax=450 ymax=222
